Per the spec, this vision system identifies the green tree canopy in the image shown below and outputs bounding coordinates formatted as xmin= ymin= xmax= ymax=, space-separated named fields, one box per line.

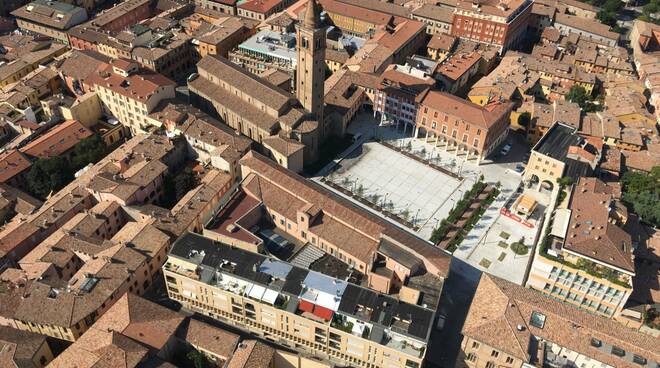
xmin=72 ymin=134 xmax=107 ymax=170
xmin=517 ymin=112 xmax=531 ymax=128
xmin=621 ymin=167 xmax=660 ymax=227
xmin=27 ymin=156 xmax=73 ymax=200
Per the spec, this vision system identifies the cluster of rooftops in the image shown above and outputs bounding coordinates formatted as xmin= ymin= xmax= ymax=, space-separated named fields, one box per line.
xmin=169 ymin=232 xmax=435 ymax=345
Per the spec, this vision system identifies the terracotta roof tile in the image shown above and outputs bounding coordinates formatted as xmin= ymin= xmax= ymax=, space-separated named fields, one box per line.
xmin=464 ymin=274 xmax=660 ymax=367
xmin=20 ymin=120 xmax=92 ymax=158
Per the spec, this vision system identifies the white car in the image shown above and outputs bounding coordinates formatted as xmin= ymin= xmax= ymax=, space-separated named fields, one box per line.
xmin=499 ymin=144 xmax=512 ymax=156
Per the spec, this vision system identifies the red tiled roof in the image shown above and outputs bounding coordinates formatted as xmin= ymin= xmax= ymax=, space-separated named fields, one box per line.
xmin=20 ymin=120 xmax=92 ymax=158
xmin=239 ymin=0 xmax=282 ymax=13
xmin=419 ymin=90 xmax=513 ymax=130
xmin=318 ymin=0 xmax=393 ymax=25
xmin=0 ymin=150 xmax=31 ymax=183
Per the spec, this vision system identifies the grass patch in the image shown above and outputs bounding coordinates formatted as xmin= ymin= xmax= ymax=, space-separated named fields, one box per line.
xmin=497 ymin=241 xmax=508 ymax=249
xmin=499 ymin=231 xmax=510 ymax=240
xmin=479 ymin=258 xmax=492 ymax=268
xmin=498 ymin=252 xmax=507 ymax=261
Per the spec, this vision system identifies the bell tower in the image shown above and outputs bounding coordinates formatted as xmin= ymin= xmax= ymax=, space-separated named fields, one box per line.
xmin=296 ymin=0 xmax=326 ymax=139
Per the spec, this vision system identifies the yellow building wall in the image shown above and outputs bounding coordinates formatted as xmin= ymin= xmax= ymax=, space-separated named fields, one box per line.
xmin=63 ymin=93 xmax=103 ymax=127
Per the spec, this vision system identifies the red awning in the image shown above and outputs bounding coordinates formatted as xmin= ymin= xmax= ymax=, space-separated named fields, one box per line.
xmin=298 ymin=299 xmax=314 ymax=313
xmin=313 ymin=305 xmax=334 ymax=321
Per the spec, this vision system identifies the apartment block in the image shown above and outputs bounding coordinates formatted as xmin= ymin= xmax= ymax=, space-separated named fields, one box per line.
xmin=460 ymin=274 xmax=658 ymax=368
xmin=451 ymin=0 xmax=533 ymax=52
xmin=412 ymin=4 xmax=454 ymax=35
xmin=164 ymin=232 xmax=439 ymax=368
xmin=314 ymin=0 xmax=394 ymax=37
xmin=194 ymin=0 xmax=238 ymax=15
xmin=523 ymin=122 xmax=599 ymax=193
xmin=87 ymin=0 xmax=152 ymax=33
xmin=12 ymin=0 xmax=88 ymax=44
xmin=554 ymin=13 xmax=619 ymax=47
xmin=527 ymin=177 xmax=635 ymax=318
xmin=374 ymin=64 xmax=435 ymax=134
xmin=196 ymin=17 xmax=253 ymax=59
xmin=238 ymin=0 xmax=295 ymax=21
xmin=0 ymin=326 xmax=55 ymax=367
xmin=88 ymin=59 xmax=176 ymax=135
xmin=415 ymin=90 xmax=512 ymax=163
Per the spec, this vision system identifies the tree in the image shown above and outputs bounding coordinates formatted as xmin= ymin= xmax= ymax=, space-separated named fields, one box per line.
xmin=186 ymin=351 xmax=207 ymax=368
xmin=565 ymin=85 xmax=590 ymax=107
xmin=557 ymin=176 xmax=574 ymax=187
xmin=620 ymin=167 xmax=660 ymax=227
xmin=517 ymin=112 xmax=531 ymax=128
xmin=27 ymin=157 xmax=73 ymax=200
xmin=174 ymin=168 xmax=198 ymax=200
xmin=643 ymin=2 xmax=659 ymax=17
xmin=72 ymin=134 xmax=107 ymax=170
xmin=596 ymin=9 xmax=617 ymax=27
xmin=602 ymin=0 xmax=623 ymax=12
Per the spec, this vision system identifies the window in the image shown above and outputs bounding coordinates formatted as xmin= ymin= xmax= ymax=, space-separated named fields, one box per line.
xmin=505 ymin=356 xmax=514 ymax=364
xmin=611 ymin=346 xmax=625 ymax=357
xmin=485 ymin=362 xmax=495 ymax=368
xmin=529 ymin=311 xmax=546 ymax=329
xmin=491 ymin=350 xmax=499 ymax=358
xmin=472 ymin=341 xmax=480 ymax=349
xmin=466 ymin=353 xmax=476 ymax=362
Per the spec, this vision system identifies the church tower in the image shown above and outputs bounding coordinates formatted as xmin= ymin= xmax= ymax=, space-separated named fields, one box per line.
xmin=296 ymin=0 xmax=326 ymax=139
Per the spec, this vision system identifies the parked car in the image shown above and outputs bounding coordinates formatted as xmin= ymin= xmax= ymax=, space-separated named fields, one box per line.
xmin=499 ymin=144 xmax=512 ymax=156
xmin=514 ymin=164 xmax=524 ymax=173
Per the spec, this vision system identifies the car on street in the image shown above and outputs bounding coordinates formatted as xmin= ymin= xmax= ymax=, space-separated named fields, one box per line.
xmin=499 ymin=144 xmax=512 ymax=156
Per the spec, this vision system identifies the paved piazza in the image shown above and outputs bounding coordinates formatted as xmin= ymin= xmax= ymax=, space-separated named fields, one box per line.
xmin=323 ymin=142 xmax=475 ymax=239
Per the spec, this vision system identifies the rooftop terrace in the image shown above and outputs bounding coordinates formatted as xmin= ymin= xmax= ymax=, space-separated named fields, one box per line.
xmin=166 ymin=232 xmax=435 ymax=355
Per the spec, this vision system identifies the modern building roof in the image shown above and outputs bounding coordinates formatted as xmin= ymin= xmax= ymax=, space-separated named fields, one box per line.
xmin=237 ymin=30 xmax=298 ymax=67
xmin=463 ymin=274 xmax=659 ymax=368
xmin=169 ymin=232 xmax=437 ymax=342
xmin=532 ymin=122 xmax=582 ymax=160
